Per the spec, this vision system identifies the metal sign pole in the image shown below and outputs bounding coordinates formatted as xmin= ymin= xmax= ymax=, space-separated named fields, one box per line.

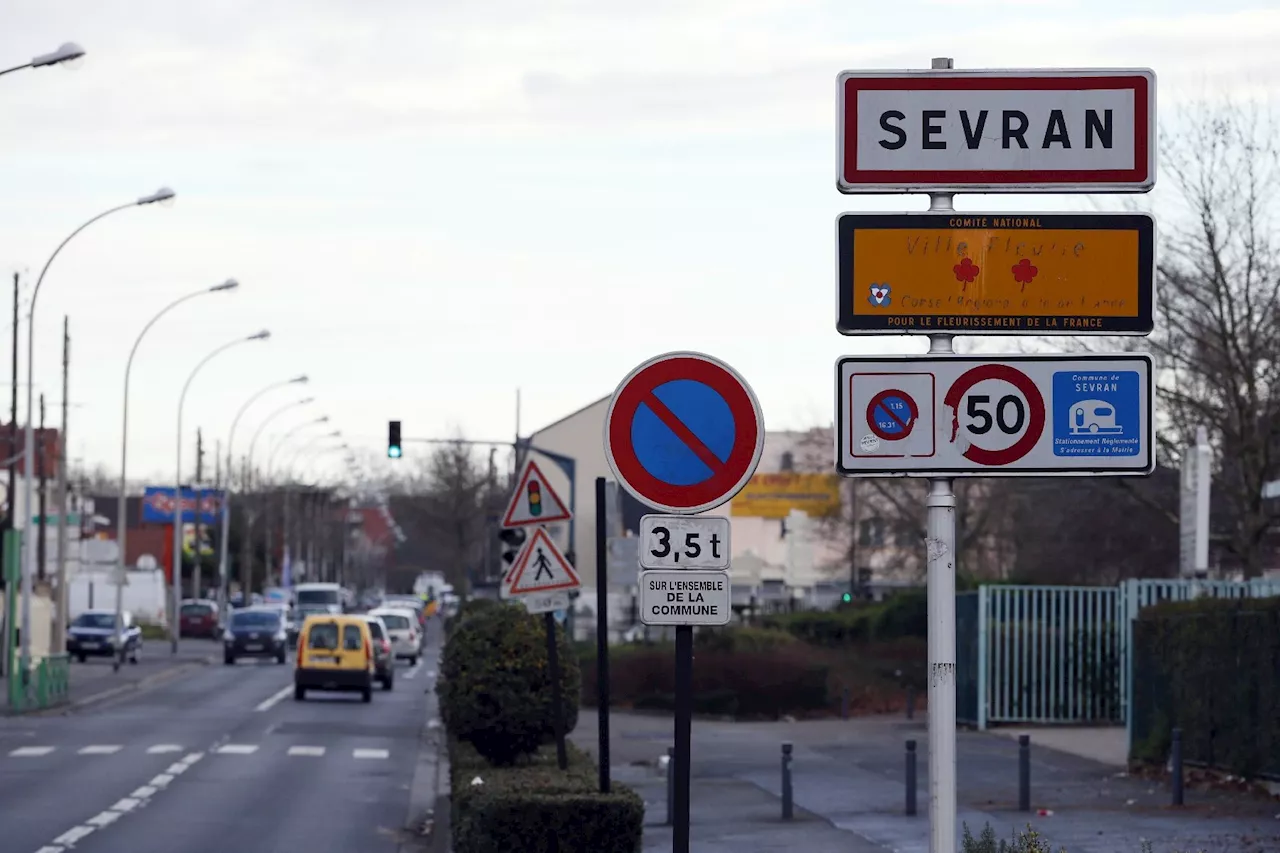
xmin=673 ymin=624 xmax=693 ymax=853
xmin=926 ymin=174 xmax=959 ymax=853
xmin=594 ymin=476 xmax=611 ymax=793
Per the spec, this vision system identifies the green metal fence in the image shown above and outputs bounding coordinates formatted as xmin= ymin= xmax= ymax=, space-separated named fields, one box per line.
xmin=3 ymin=529 xmax=73 ymax=713
xmin=964 ymin=578 xmax=1280 ymax=731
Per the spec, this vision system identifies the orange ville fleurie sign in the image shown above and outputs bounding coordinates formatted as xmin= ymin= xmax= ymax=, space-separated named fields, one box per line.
xmin=837 ymin=212 xmax=1154 ymax=335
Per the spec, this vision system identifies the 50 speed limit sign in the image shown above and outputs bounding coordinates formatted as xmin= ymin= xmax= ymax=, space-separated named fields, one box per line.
xmin=836 ymin=354 xmax=1155 ymax=477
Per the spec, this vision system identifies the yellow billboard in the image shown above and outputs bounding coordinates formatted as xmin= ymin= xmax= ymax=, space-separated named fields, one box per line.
xmin=730 ymin=473 xmax=841 ymax=519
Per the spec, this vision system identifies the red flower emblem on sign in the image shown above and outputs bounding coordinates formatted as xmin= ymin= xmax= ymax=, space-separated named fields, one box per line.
xmin=952 ymin=257 xmax=980 ymax=290
xmin=1011 ymin=258 xmax=1039 ymax=291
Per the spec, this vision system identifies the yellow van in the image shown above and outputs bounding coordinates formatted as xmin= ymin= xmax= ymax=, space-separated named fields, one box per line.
xmin=294 ymin=613 xmax=376 ymax=703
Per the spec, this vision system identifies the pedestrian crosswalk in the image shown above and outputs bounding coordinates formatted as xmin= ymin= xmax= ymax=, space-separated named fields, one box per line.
xmin=4 ymin=743 xmax=394 ymax=761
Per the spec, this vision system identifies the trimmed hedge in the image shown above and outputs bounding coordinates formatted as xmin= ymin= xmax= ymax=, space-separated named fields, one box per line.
xmin=449 ymin=738 xmax=644 ymax=853
xmin=1130 ymin=596 xmax=1280 ymax=779
xmin=438 ymin=601 xmax=580 ymax=765
xmin=762 ymin=590 xmax=927 ymax=646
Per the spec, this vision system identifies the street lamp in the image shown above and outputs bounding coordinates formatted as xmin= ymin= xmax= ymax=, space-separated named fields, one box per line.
xmin=217 ymin=375 xmax=309 ymax=615
xmin=283 ymin=430 xmax=342 ymax=482
xmin=266 ymin=417 xmax=330 ymax=483
xmin=112 ymin=278 xmax=239 ymax=666
xmin=170 ymin=330 xmax=270 ymax=653
xmin=257 ymin=415 xmax=327 ymax=587
xmin=0 ymin=42 xmax=86 ymax=77
xmin=20 ymin=187 xmax=175 ymax=677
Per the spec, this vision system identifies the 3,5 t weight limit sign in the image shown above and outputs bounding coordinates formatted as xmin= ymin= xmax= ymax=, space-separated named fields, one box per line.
xmin=639 ymin=515 xmax=731 ymax=571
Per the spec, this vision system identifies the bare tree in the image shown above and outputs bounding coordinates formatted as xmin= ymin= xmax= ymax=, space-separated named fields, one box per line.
xmin=1146 ymin=100 xmax=1280 ymax=577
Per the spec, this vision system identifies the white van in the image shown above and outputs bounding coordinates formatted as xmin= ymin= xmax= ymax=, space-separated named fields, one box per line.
xmin=293 ymin=583 xmax=345 ymax=615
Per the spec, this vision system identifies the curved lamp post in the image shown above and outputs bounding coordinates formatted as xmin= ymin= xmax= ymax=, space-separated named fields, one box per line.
xmin=20 ymin=187 xmax=175 ymax=675
xmin=217 ymin=375 xmax=308 ymax=615
xmin=282 ymin=430 xmax=342 ymax=484
xmin=258 ymin=415 xmax=327 ymax=588
xmin=170 ymin=330 xmax=270 ymax=653
xmin=111 ymin=278 xmax=239 ymax=664
xmin=0 ymin=42 xmax=85 ymax=77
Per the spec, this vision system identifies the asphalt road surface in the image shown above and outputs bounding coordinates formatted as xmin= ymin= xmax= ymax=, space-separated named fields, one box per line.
xmin=0 ymin=636 xmax=442 ymax=853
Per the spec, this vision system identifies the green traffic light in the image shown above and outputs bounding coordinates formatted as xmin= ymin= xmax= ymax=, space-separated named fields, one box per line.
xmin=388 ymin=446 xmax=402 ymax=459
xmin=842 ymin=592 xmax=852 ymax=602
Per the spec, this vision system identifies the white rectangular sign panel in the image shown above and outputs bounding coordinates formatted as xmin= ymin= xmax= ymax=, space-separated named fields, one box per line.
xmin=638 ymin=570 xmax=732 ymax=626
xmin=638 ymin=515 xmax=731 ymax=570
xmin=836 ymin=354 xmax=1154 ymax=477
xmin=837 ymin=68 xmax=1156 ymax=193
xmin=521 ymin=590 xmax=571 ymax=615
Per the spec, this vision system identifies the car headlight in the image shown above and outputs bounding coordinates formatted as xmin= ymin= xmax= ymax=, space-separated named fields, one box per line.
xmin=223 ymin=630 xmax=235 ymax=642
xmin=273 ymin=630 xmax=287 ymax=642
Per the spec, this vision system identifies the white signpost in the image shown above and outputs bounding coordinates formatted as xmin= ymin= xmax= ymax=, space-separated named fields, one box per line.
xmin=1180 ymin=425 xmax=1212 ymax=579
xmin=638 ymin=515 xmax=731 ymax=571
xmin=504 ymin=527 xmax=582 ymax=611
xmin=837 ymin=354 xmax=1154 ymax=477
xmin=638 ymin=570 xmax=732 ymax=627
xmin=834 ymin=57 xmax=1158 ymax=853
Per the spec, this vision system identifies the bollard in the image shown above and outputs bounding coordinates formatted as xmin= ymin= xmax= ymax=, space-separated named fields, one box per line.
xmin=781 ymin=743 xmax=794 ymax=820
xmin=666 ymin=746 xmax=675 ymax=826
xmin=1018 ymin=735 xmax=1031 ymax=812
xmin=841 ymin=686 xmax=850 ymax=720
xmin=1171 ymin=728 xmax=1184 ymax=807
xmin=905 ymin=740 xmax=918 ymax=816
xmin=906 ymin=686 xmax=916 ymax=720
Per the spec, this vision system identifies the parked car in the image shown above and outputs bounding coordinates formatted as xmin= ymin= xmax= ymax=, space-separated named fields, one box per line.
xmin=223 ymin=607 xmax=288 ymax=665
xmin=67 ymin=609 xmax=142 ymax=664
xmin=360 ymin=614 xmax=395 ymax=690
xmin=294 ymin=614 xmax=375 ymax=702
xmin=179 ymin=599 xmax=220 ymax=639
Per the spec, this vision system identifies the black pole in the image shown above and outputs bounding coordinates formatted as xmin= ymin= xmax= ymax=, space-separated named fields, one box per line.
xmin=673 ymin=624 xmax=693 ymax=853
xmin=594 ymin=477 xmax=611 ymax=793
xmin=544 ymin=610 xmax=568 ymax=770
xmin=1170 ymin=727 xmax=1184 ymax=807
xmin=905 ymin=739 xmax=918 ymax=816
xmin=36 ymin=393 xmax=46 ymax=581
xmin=1018 ymin=734 xmax=1031 ymax=812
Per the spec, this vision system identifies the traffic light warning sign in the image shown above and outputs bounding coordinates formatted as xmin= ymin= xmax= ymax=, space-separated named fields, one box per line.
xmin=501 ymin=459 xmax=572 ymax=528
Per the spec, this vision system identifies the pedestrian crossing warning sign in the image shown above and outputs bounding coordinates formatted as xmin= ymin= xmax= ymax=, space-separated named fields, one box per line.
xmin=501 ymin=460 xmax=573 ymax=528
xmin=507 ymin=527 xmax=581 ymax=595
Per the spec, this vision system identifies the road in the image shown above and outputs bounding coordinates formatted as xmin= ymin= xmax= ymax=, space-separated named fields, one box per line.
xmin=0 ymin=630 xmax=444 ymax=853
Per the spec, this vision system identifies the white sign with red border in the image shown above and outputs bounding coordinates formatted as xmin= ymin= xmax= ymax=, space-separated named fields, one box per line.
xmin=500 ymin=459 xmax=572 ymax=528
xmin=836 ymin=68 xmax=1156 ymax=194
xmin=836 ymin=354 xmax=1153 ymax=477
xmin=505 ymin=527 xmax=582 ymax=596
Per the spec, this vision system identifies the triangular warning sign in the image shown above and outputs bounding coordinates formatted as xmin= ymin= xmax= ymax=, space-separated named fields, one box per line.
xmin=501 ymin=460 xmax=572 ymax=528
xmin=507 ymin=527 xmax=581 ymax=595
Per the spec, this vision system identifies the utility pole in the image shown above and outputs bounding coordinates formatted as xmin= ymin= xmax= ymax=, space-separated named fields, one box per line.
xmin=54 ymin=317 xmax=69 ymax=652
xmin=239 ymin=458 xmax=254 ymax=602
xmin=192 ymin=428 xmax=204 ymax=599
xmin=36 ymin=393 xmax=46 ymax=582
xmin=4 ymin=274 xmax=16 ymax=540
xmin=214 ymin=439 xmax=221 ymax=599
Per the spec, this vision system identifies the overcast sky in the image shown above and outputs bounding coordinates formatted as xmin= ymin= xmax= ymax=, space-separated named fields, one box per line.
xmin=0 ymin=1 xmax=1276 ymax=486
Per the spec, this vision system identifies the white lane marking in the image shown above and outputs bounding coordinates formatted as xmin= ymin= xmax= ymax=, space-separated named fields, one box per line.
xmin=111 ymin=798 xmax=140 ymax=813
xmin=34 ymin=846 xmax=63 ymax=853
xmin=254 ymin=685 xmax=292 ymax=712
xmin=130 ymin=785 xmax=157 ymax=798
xmin=180 ymin=751 xmax=204 ymax=766
xmin=353 ymin=748 xmax=389 ymax=760
xmin=149 ymin=773 xmax=174 ymax=787
xmin=10 ymin=746 xmax=54 ymax=756
xmin=53 ymin=826 xmax=95 ymax=845
xmin=147 ymin=744 xmax=183 ymax=754
xmin=165 ymin=761 xmax=190 ymax=774
xmin=78 ymin=745 xmax=123 ymax=755
xmin=403 ymin=662 xmax=422 ymax=680
xmin=87 ymin=811 xmax=121 ymax=828
xmin=287 ymin=746 xmax=325 ymax=756
xmin=215 ymin=744 xmax=259 ymax=755
xmin=426 ymin=670 xmax=436 ymax=678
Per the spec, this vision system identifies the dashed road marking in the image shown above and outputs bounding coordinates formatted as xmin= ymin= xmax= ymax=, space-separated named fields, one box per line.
xmin=130 ymin=785 xmax=157 ymax=798
xmin=287 ymin=745 xmax=325 ymax=756
xmin=147 ymin=744 xmax=183 ymax=754
xmin=10 ymin=746 xmax=54 ymax=756
xmin=87 ymin=811 xmax=121 ymax=828
xmin=53 ymin=825 xmax=95 ymax=845
xmin=110 ymin=797 xmax=140 ymax=813
xmin=78 ymin=745 xmax=123 ymax=755
xmin=254 ymin=685 xmax=293 ymax=713
xmin=353 ymin=748 xmax=390 ymax=760
xmin=215 ymin=744 xmax=259 ymax=755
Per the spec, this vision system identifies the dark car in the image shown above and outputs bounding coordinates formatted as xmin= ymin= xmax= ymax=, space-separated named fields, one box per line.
xmin=361 ymin=615 xmax=395 ymax=691
xmin=67 ymin=610 xmax=142 ymax=664
xmin=223 ymin=608 xmax=288 ymax=665
xmin=179 ymin=599 xmax=220 ymax=639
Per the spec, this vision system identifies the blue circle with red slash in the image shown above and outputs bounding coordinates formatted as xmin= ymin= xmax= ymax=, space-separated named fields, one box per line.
xmin=605 ymin=352 xmax=764 ymax=514
xmin=866 ymin=389 xmax=918 ymax=441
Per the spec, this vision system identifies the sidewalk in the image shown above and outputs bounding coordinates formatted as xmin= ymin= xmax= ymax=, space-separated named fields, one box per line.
xmin=573 ymin=711 xmax=1280 ymax=853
